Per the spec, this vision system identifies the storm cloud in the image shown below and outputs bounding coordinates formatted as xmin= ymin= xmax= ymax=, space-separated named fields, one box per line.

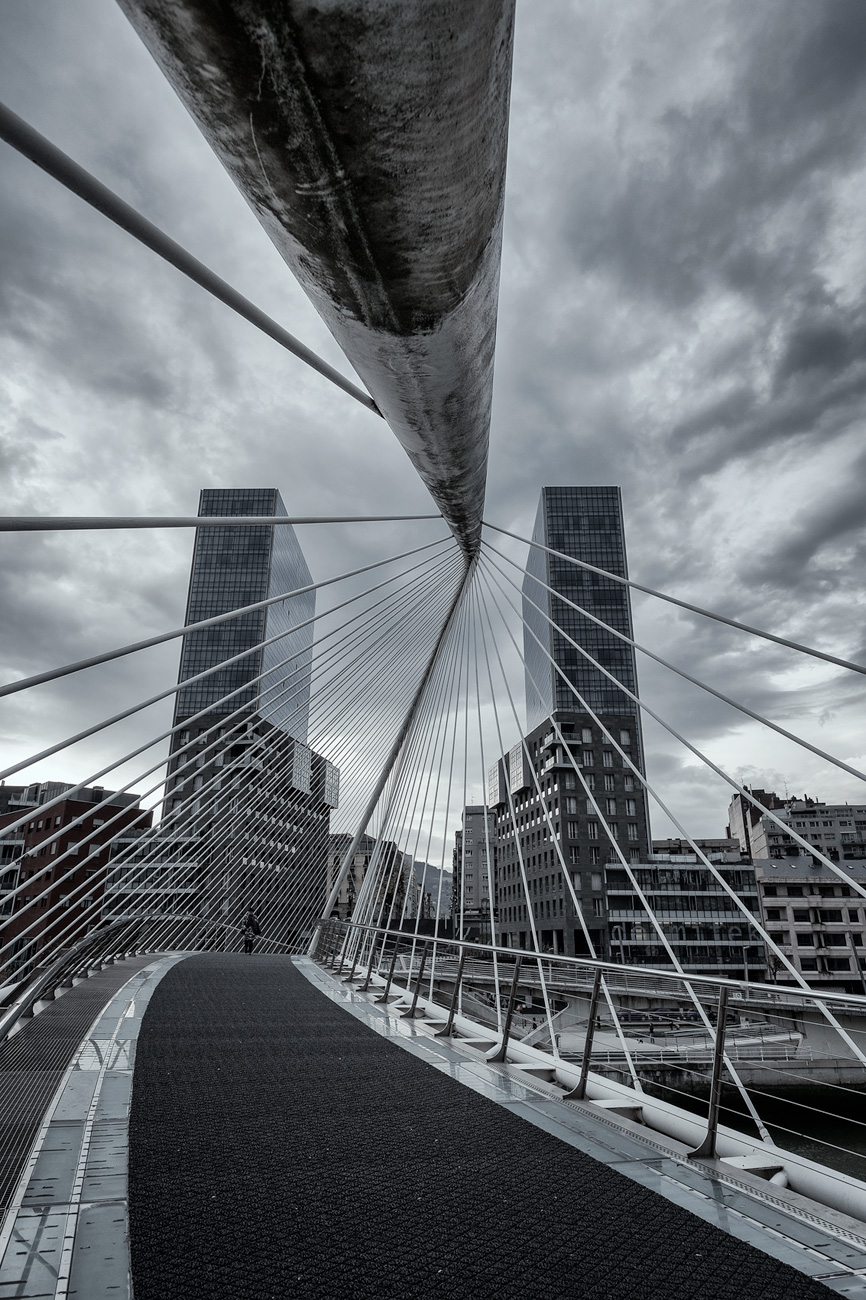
xmin=1 ymin=0 xmax=865 ymax=842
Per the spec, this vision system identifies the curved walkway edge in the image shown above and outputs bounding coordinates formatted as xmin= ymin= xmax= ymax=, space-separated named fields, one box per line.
xmin=128 ymin=954 xmax=842 ymax=1300
xmin=0 ymin=954 xmax=186 ymax=1299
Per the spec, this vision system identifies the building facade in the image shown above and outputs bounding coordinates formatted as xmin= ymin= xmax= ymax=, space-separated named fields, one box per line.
xmin=0 ymin=783 xmax=152 ymax=978
xmin=165 ymin=489 xmax=338 ymax=952
xmin=754 ymin=858 xmax=866 ymax=994
xmin=729 ymin=795 xmax=866 ymax=864
xmin=606 ymin=850 xmax=765 ymax=980
xmin=452 ymin=806 xmax=497 ymax=930
xmin=325 ymin=833 xmax=413 ymax=923
xmin=485 ymin=487 xmax=651 ymax=959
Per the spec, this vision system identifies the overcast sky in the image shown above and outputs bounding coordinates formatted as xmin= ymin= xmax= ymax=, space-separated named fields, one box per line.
xmin=1 ymin=0 xmax=865 ymax=844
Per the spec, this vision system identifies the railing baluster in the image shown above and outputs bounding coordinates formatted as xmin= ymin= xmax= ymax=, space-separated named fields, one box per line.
xmin=490 ymin=955 xmax=522 ymax=1063
xmin=689 ymin=985 xmax=730 ymax=1160
xmin=563 ymin=966 xmax=602 ymax=1101
xmin=435 ymin=943 xmax=467 ymax=1038
xmin=375 ymin=934 xmax=401 ymax=1004
xmin=342 ymin=929 xmax=364 ymax=983
xmin=358 ymin=929 xmax=382 ymax=992
xmin=401 ymin=940 xmax=431 ymax=1019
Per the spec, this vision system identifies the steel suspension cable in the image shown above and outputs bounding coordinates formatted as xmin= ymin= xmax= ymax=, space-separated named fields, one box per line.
xmin=476 ymin=561 xmax=774 ymax=1139
xmin=481 ymin=553 xmax=866 ymax=1070
xmin=484 ymin=538 xmax=866 ymax=786
xmin=0 ymin=101 xmax=380 ymax=415
xmin=2 ymin=560 xmax=461 ymax=964
xmin=482 ymin=521 xmax=866 ymax=677
xmin=484 ymin=546 xmax=866 ymax=907
xmin=0 ymin=537 xmax=450 ymax=700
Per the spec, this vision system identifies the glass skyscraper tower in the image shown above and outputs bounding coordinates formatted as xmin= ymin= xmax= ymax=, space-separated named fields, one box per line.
xmin=166 ymin=489 xmax=338 ymax=952
xmin=174 ymin=487 xmax=314 ymax=740
xmin=488 ymin=487 xmax=650 ymax=960
xmin=523 ymin=486 xmax=640 ymax=731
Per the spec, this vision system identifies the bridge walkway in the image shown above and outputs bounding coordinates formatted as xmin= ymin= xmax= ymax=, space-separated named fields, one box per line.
xmin=128 ymin=954 xmax=834 ymax=1300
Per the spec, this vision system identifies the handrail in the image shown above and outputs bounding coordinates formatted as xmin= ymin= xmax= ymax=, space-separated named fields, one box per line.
xmin=318 ymin=918 xmax=866 ymax=1012
xmin=316 ymin=917 xmax=866 ymax=1226
xmin=0 ymin=915 xmax=163 ymax=1047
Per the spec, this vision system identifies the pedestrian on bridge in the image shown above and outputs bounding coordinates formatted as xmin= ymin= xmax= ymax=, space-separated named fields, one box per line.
xmin=242 ymin=909 xmax=261 ymax=954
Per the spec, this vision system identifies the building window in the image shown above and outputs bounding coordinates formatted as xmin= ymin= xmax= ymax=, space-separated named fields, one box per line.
xmin=566 ymin=797 xmax=579 ymax=815
xmin=606 ymin=798 xmax=617 ymax=816
xmin=797 ymin=934 xmax=815 ymax=947
xmin=629 ymin=848 xmax=641 ymax=863
xmin=567 ymin=821 xmax=579 ymax=839
xmin=627 ymin=824 xmax=639 ymax=842
xmin=827 ymin=958 xmax=851 ymax=971
xmin=588 ymin=823 xmax=598 ymax=840
xmin=589 ymin=847 xmax=601 ymax=865
xmin=602 ymin=751 xmax=614 ymax=768
xmin=766 ymin=908 xmax=781 ymax=921
xmin=593 ymin=898 xmax=604 ymax=917
xmin=591 ymin=872 xmax=602 ymax=891
xmin=581 ymin=751 xmax=594 ymax=767
xmin=620 ymin=731 xmax=630 ymax=746
xmin=763 ymin=886 xmax=777 ymax=897
xmin=625 ymin=799 xmax=637 ymax=817
xmin=624 ymin=776 xmax=634 ymax=792
xmin=569 ymin=848 xmax=579 ymax=866
xmin=799 ymin=958 xmax=819 ymax=971
xmin=581 ymin=728 xmax=592 ymax=743
xmin=564 ymin=772 xmax=576 ymax=790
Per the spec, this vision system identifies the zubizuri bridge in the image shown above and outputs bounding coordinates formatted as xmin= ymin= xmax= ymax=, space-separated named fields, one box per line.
xmin=1 ymin=4 xmax=865 ymax=1298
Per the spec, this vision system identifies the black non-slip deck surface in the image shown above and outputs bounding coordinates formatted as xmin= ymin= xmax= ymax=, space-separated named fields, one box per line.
xmin=129 ymin=955 xmax=831 ymax=1300
xmin=0 ymin=956 xmax=155 ymax=1211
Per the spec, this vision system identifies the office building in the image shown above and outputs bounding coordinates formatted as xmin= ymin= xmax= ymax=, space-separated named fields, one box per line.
xmin=0 ymin=783 xmax=152 ymax=978
xmin=605 ymin=851 xmax=765 ymax=980
xmin=172 ymin=487 xmax=314 ymax=743
xmin=754 ymin=858 xmax=866 ymax=994
xmin=488 ymin=487 xmax=650 ymax=958
xmin=728 ymin=792 xmax=866 ymax=863
xmin=325 ymin=833 xmax=413 ymax=922
xmin=452 ymin=806 xmax=497 ymax=931
xmin=166 ymin=489 xmax=339 ymax=951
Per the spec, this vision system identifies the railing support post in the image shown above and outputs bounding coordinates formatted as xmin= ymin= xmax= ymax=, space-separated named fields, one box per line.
xmin=310 ymin=920 xmax=325 ymax=961
xmin=563 ymin=966 xmax=603 ymax=1100
xmin=375 ymin=935 xmax=401 ymax=1004
xmin=490 ymin=955 xmax=522 ymax=1063
xmin=689 ymin=985 xmax=730 ymax=1160
xmin=358 ymin=930 xmax=383 ymax=993
xmin=335 ymin=928 xmax=350 ymax=975
xmin=435 ymin=944 xmax=467 ymax=1037
xmin=401 ymin=941 xmax=431 ymax=1018
xmin=342 ymin=929 xmax=364 ymax=983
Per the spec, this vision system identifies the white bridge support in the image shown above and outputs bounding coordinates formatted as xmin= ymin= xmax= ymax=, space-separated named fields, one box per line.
xmin=116 ymin=0 xmax=515 ymax=557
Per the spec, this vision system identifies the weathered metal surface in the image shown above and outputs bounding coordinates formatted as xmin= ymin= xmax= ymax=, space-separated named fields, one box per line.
xmin=116 ymin=0 xmax=516 ymax=554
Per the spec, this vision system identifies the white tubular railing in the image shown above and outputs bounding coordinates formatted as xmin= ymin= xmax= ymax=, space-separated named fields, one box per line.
xmin=314 ymin=919 xmax=866 ymax=1226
